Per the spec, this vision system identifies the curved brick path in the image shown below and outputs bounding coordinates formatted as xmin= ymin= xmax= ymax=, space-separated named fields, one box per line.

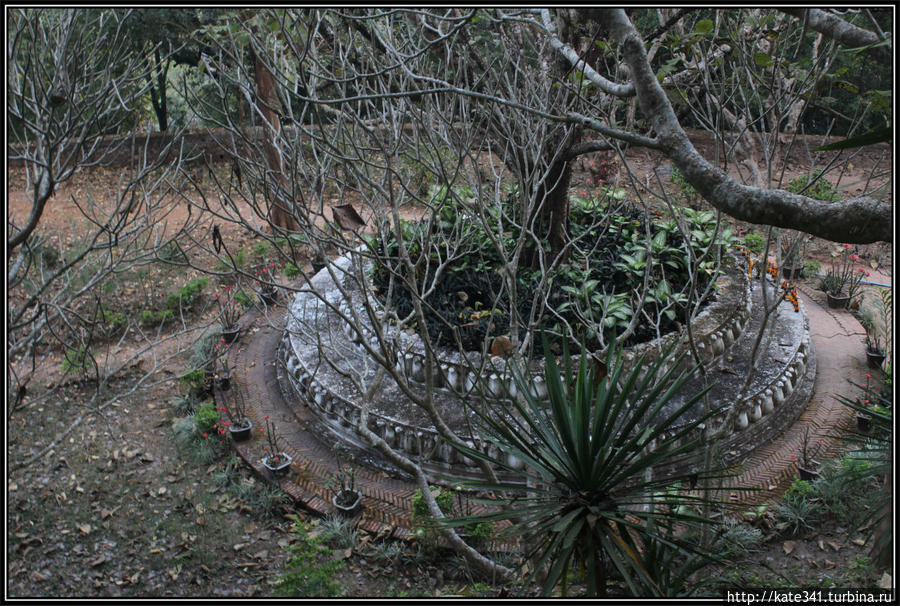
xmin=217 ymin=277 xmax=886 ymax=535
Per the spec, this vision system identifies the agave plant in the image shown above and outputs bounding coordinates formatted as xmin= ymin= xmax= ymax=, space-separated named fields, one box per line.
xmin=449 ymin=337 xmax=733 ymax=597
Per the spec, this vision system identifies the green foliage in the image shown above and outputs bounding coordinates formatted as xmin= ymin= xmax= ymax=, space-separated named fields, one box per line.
xmin=179 ymin=369 xmax=206 ymax=395
xmin=252 ymin=241 xmax=272 ymax=259
xmin=276 ymin=517 xmax=345 ymax=597
xmin=743 ymin=233 xmax=766 ymax=255
xmin=773 ymin=479 xmax=822 ymax=535
xmin=165 ymin=276 xmax=208 ymax=312
xmin=233 ymin=288 xmax=253 ymax=309
xmin=670 ymin=166 xmax=699 ymax=204
xmin=194 ymin=401 xmax=220 ymax=434
xmin=61 ymin=344 xmax=97 ymax=378
xmin=802 ymin=260 xmax=822 ymax=278
xmin=317 ymin=516 xmax=360 ymax=550
xmin=284 ymin=262 xmax=301 ymax=279
xmin=449 ymin=337 xmax=725 ymax=597
xmin=786 ymin=170 xmax=842 ymax=202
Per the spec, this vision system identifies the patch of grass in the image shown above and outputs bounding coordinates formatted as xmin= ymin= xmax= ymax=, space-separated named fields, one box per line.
xmin=713 ymin=517 xmax=763 ymax=558
xmin=317 ymin=515 xmax=359 ymax=550
xmin=61 ymin=344 xmax=97 ymax=378
xmin=252 ymin=241 xmax=272 ymax=259
xmin=787 ymin=170 xmax=842 ymax=202
xmin=234 ymin=288 xmax=253 ymax=309
xmin=276 ymin=517 xmax=345 ymax=597
xmin=743 ymin=232 xmax=766 ymax=255
xmin=802 ymin=260 xmax=822 ymax=279
xmin=165 ymin=276 xmax=209 ymax=312
xmin=773 ymin=479 xmax=823 ymax=536
xmin=284 ymin=262 xmax=301 ymax=279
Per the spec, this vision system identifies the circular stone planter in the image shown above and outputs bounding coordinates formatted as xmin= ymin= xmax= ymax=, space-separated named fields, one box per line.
xmin=228 ymin=418 xmax=253 ymax=441
xmin=826 ymin=291 xmax=850 ymax=309
xmin=281 ymin=249 xmax=813 ymax=481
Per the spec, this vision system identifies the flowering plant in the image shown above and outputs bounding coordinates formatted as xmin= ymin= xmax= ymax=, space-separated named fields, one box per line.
xmin=825 ymin=244 xmax=868 ymax=300
xmin=791 ymin=421 xmax=825 ymax=469
xmin=254 ymin=262 xmax=278 ymax=294
xmin=212 ymin=337 xmax=233 ymax=380
xmin=260 ymin=415 xmax=289 ymax=467
xmin=218 ymin=386 xmax=249 ymax=427
xmin=779 ymin=231 xmax=806 ymax=267
xmin=215 ymin=283 xmax=243 ymax=328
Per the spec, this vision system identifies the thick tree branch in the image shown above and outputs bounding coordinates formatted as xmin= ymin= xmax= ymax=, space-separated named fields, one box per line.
xmin=779 ymin=8 xmax=889 ymax=55
xmin=593 ymin=8 xmax=892 ymax=244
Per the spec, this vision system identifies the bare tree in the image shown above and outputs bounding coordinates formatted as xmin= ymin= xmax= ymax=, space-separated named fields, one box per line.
xmin=180 ymin=6 xmax=890 ymax=584
xmin=7 ymin=9 xmax=202 ymax=449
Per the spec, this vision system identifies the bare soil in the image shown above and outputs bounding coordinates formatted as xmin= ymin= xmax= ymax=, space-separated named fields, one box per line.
xmin=6 ymin=133 xmax=893 ymax=598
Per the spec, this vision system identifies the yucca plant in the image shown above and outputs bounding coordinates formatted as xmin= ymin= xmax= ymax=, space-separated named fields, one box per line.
xmin=448 ymin=336 xmax=733 ymax=597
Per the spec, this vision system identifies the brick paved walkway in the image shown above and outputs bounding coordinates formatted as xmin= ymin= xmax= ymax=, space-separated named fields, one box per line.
xmin=218 ymin=278 xmax=887 ymax=536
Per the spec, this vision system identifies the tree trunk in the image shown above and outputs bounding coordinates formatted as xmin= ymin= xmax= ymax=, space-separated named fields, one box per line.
xmin=251 ymin=47 xmax=300 ymax=232
xmin=524 ymin=154 xmax=574 ymax=269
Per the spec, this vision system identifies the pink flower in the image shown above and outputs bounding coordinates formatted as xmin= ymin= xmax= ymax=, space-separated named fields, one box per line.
xmin=202 ymin=432 xmax=208 ymax=439
xmin=866 ymin=374 xmax=872 ymax=379
xmin=843 ymin=243 xmax=852 ymax=249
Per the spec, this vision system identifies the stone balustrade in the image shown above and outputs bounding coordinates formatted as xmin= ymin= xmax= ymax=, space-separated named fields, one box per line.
xmin=280 ymin=250 xmax=813 ymax=479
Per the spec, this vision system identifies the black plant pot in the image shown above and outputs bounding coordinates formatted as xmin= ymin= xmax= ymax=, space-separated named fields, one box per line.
xmin=856 ymin=412 xmax=872 ymax=433
xmin=797 ymin=465 xmax=820 ymax=482
xmin=215 ymin=372 xmax=233 ymax=391
xmin=221 ymin=322 xmax=241 ymax=344
xmin=228 ymin=418 xmax=253 ymax=441
xmin=866 ymin=349 xmax=886 ymax=370
xmin=258 ymin=288 xmax=278 ymax=306
xmin=826 ymin=291 xmax=850 ymax=309
xmin=781 ymin=264 xmax=802 ymax=281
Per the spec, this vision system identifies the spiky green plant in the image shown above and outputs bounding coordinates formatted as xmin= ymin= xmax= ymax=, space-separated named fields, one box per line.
xmin=448 ymin=337 xmax=733 ymax=597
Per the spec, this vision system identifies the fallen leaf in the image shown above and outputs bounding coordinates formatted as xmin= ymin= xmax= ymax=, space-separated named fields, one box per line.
xmin=827 ymin=540 xmax=841 ymax=552
xmin=233 ymin=543 xmax=247 ymax=551
xmin=783 ymin=540 xmax=795 ymax=555
xmin=852 ymin=538 xmax=866 ymax=547
xmin=77 ymin=524 xmax=92 ymax=535
xmin=818 ymin=539 xmax=825 ymax=551
xmin=877 ymin=572 xmax=892 ymax=589
xmin=825 ymin=559 xmax=837 ymax=569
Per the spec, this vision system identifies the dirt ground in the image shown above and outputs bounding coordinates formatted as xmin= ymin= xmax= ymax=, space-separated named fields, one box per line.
xmin=6 ymin=132 xmax=893 ymax=598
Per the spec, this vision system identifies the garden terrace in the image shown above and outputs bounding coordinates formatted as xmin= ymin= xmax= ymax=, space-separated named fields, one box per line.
xmin=280 ymin=247 xmax=814 ymax=481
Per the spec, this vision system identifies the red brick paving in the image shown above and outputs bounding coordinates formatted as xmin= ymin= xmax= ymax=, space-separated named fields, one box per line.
xmin=218 ymin=277 xmax=887 ymax=534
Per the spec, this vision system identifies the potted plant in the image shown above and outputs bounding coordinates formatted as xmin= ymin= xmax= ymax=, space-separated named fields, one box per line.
xmin=863 ymin=287 xmax=892 ymax=371
xmin=863 ymin=324 xmax=886 ymax=370
xmin=218 ymin=387 xmax=253 ymax=441
xmin=791 ymin=421 xmax=825 ymax=481
xmin=855 ymin=373 xmax=876 ymax=432
xmin=331 ymin=458 xmax=362 ymax=516
xmin=260 ymin=415 xmax=293 ymax=475
xmin=779 ymin=230 xmax=806 ymax=280
xmin=823 ymin=244 xmax=867 ymax=309
xmin=254 ymin=262 xmax=279 ymax=305
xmin=211 ymin=338 xmax=234 ymax=390
xmin=215 ymin=283 xmax=243 ymax=343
